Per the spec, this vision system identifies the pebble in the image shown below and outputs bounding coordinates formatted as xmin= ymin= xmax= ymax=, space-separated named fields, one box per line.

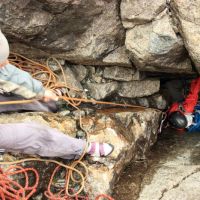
xmin=59 ymin=110 xmax=70 ymax=116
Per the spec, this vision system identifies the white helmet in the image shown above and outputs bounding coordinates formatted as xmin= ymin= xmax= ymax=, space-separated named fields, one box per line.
xmin=0 ymin=30 xmax=9 ymax=64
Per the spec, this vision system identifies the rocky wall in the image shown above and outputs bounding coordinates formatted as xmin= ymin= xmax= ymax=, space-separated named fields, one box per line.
xmin=0 ymin=0 xmax=197 ymax=73
xmin=1 ymin=0 xmax=199 ymax=105
xmin=58 ymin=63 xmax=163 ymax=107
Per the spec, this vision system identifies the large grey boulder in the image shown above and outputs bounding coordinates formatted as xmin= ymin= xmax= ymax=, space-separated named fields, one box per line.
xmin=121 ymin=0 xmax=166 ymax=28
xmin=170 ymin=0 xmax=200 ymax=73
xmin=86 ymin=82 xmax=119 ymax=100
xmin=103 ymin=66 xmax=145 ymax=81
xmin=84 ymin=74 xmax=155 ymax=100
xmin=121 ymin=0 xmax=194 ymax=74
xmin=0 ymin=0 xmax=124 ymax=64
xmin=125 ymin=10 xmax=193 ymax=73
xmin=102 ymin=46 xmax=132 ymax=67
xmin=118 ymin=79 xmax=160 ymax=98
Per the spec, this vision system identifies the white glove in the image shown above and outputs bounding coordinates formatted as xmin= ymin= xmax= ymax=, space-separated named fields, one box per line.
xmin=42 ymin=89 xmax=59 ymax=102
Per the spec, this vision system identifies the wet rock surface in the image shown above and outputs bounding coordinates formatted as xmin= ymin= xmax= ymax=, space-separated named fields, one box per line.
xmin=114 ymin=130 xmax=200 ymax=200
xmin=0 ymin=108 xmax=161 ymax=198
xmin=118 ymin=79 xmax=160 ymax=98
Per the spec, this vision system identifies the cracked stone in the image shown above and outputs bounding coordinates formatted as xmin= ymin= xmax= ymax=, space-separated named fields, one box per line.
xmin=102 ymin=46 xmax=132 ymax=67
xmin=86 ymin=82 xmax=118 ymax=100
xmin=121 ymin=0 xmax=166 ymax=28
xmin=125 ymin=10 xmax=193 ymax=73
xmin=118 ymin=79 xmax=160 ymax=98
xmin=103 ymin=66 xmax=145 ymax=81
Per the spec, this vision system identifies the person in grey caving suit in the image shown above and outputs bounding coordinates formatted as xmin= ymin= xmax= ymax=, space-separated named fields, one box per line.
xmin=0 ymin=30 xmax=114 ymax=159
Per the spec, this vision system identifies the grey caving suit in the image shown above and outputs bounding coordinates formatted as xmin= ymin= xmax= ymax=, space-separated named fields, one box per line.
xmin=0 ymin=63 xmax=86 ymax=159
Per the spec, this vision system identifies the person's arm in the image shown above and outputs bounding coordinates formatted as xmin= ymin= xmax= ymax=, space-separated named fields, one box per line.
xmin=182 ymin=77 xmax=200 ymax=113
xmin=0 ymin=63 xmax=58 ymax=102
xmin=168 ymin=78 xmax=200 ymax=115
xmin=0 ymin=63 xmax=45 ymax=99
xmin=0 ymin=30 xmax=58 ymax=101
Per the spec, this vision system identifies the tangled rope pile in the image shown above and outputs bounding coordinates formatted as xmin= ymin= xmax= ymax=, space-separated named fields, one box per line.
xmin=0 ymin=53 xmax=152 ymax=199
xmin=0 ymin=158 xmax=114 ymax=200
xmin=0 ymin=165 xmax=39 ymax=200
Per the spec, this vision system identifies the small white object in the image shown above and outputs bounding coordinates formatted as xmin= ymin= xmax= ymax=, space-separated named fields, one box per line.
xmin=185 ymin=113 xmax=193 ymax=128
xmin=0 ymin=30 xmax=9 ymax=64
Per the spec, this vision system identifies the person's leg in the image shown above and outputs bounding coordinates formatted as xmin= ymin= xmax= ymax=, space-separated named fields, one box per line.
xmin=0 ymin=122 xmax=114 ymax=159
xmin=0 ymin=94 xmax=57 ymax=113
xmin=0 ymin=122 xmax=86 ymax=159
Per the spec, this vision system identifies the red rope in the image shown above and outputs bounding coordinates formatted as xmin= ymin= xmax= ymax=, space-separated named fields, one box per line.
xmin=95 ymin=194 xmax=115 ymax=200
xmin=0 ymin=166 xmax=39 ymax=200
xmin=0 ymin=165 xmax=115 ymax=200
xmin=44 ymin=165 xmax=89 ymax=200
xmin=44 ymin=166 xmax=114 ymax=200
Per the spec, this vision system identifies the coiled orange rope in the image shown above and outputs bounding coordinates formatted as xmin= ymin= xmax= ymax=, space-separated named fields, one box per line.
xmin=0 ymin=163 xmax=114 ymax=200
xmin=0 ymin=165 xmax=39 ymax=200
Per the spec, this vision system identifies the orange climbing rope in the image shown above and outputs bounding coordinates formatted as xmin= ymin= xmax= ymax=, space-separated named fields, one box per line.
xmin=0 ymin=162 xmax=114 ymax=200
xmin=0 ymin=165 xmax=39 ymax=200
